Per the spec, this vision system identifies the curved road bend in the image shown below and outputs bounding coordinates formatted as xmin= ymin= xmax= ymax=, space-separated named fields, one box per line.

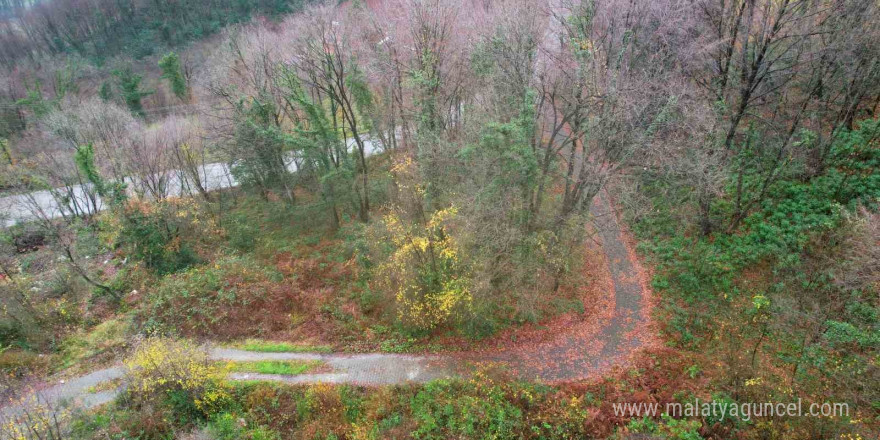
xmin=1 ymin=187 xmax=652 ymax=419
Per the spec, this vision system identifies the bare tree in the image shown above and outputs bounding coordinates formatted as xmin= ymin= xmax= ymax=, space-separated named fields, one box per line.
xmin=203 ymin=26 xmax=296 ymax=203
xmin=165 ymin=116 xmax=212 ymax=200
xmin=537 ymin=0 xmax=677 ymax=224
xmin=125 ymin=122 xmax=173 ymax=200
xmin=17 ymin=188 xmax=116 ymax=299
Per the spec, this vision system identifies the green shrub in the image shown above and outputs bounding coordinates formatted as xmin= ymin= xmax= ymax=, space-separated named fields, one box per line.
xmin=209 ymin=412 xmax=246 ymax=440
xmin=140 ymin=256 xmax=287 ymax=338
xmin=627 ymin=414 xmax=704 ymax=440
xmin=224 ymin=211 xmax=260 ymax=253
xmin=115 ymin=199 xmax=204 ymax=275
xmin=410 ymin=376 xmax=525 ymax=439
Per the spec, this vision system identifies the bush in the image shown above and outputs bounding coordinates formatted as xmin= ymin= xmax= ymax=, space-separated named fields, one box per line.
xmin=0 ymin=279 xmax=72 ymax=349
xmin=59 ymin=316 xmax=132 ymax=368
xmin=223 ymin=210 xmax=260 ymax=253
xmin=69 ymin=401 xmax=176 ymax=440
xmin=114 ymin=198 xmax=208 ymax=275
xmin=373 ymin=206 xmax=472 ymax=334
xmin=0 ymin=348 xmax=50 ymax=377
xmin=124 ymin=337 xmax=229 ymax=420
xmin=411 ymin=379 xmax=524 ymax=439
xmin=406 ymin=367 xmax=587 ymax=440
xmin=627 ymin=414 xmax=705 ymax=440
xmin=0 ymin=395 xmax=70 ymax=440
xmin=233 ymin=382 xmax=350 ymax=437
xmin=209 ymin=412 xmax=280 ymax=440
xmin=139 ymin=256 xmax=292 ymax=339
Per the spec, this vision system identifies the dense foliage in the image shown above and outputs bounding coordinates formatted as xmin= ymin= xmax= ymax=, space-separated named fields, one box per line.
xmin=1 ymin=0 xmax=878 ymax=438
xmin=628 ymin=118 xmax=880 ymax=439
xmin=0 ymin=0 xmax=311 ymax=64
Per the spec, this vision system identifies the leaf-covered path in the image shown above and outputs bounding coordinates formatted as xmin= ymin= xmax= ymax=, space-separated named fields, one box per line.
xmin=2 ymin=188 xmax=653 ymax=415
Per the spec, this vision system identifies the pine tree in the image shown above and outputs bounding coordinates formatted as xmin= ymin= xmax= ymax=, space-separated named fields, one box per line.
xmin=159 ymin=52 xmax=187 ymax=100
xmin=113 ymin=67 xmax=154 ymax=117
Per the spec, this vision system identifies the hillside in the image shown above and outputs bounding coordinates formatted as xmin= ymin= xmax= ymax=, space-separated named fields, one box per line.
xmin=0 ymin=0 xmax=878 ymax=439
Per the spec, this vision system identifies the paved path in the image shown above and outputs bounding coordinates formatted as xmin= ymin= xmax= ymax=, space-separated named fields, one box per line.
xmin=1 ymin=187 xmax=652 ymax=421
xmin=216 ymin=349 xmax=455 ymax=385
xmin=1 ymin=350 xmax=454 ymax=421
xmin=467 ymin=190 xmax=652 ymax=381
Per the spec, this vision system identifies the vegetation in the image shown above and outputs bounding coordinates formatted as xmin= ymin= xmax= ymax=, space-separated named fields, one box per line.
xmin=123 ymin=337 xmax=230 ymax=421
xmin=139 ymin=255 xmax=289 ymax=338
xmin=0 ymin=0 xmax=312 ymax=64
xmin=158 ymin=52 xmax=188 ymax=101
xmin=621 ymin=119 xmax=880 ymax=439
xmin=112 ymin=68 xmax=154 ymax=118
xmin=69 ymin=354 xmax=715 ymax=440
xmin=227 ymin=360 xmax=323 ymax=376
xmin=229 ymin=340 xmax=332 ymax=353
xmin=70 ymin=366 xmax=591 ymax=440
xmin=374 ymin=188 xmax=472 ymax=333
xmin=0 ymin=0 xmax=877 ymax=438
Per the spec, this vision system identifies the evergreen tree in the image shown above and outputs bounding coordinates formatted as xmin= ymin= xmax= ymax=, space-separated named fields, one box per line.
xmin=113 ymin=68 xmax=154 ymax=117
xmin=98 ymin=81 xmax=113 ymax=101
xmin=159 ymin=52 xmax=187 ymax=100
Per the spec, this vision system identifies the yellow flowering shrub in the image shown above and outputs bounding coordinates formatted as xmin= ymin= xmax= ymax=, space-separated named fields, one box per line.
xmin=124 ymin=337 xmax=229 ymax=414
xmin=0 ymin=395 xmax=70 ymax=440
xmin=369 ymin=157 xmax=473 ymax=332
xmin=376 ymin=205 xmax=472 ymax=332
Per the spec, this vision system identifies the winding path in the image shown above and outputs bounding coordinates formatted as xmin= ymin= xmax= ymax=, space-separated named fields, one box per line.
xmin=0 ymin=0 xmax=658 ymax=423
xmin=2 ymin=187 xmax=653 ymax=420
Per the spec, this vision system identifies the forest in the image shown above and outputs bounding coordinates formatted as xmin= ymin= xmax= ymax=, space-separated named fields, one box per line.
xmin=0 ymin=0 xmax=877 ymax=438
